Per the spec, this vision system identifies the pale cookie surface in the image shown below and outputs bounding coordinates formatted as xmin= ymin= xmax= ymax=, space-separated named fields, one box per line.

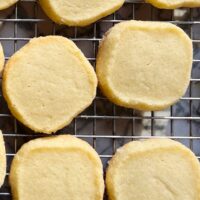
xmin=147 ymin=0 xmax=200 ymax=9
xmin=39 ymin=0 xmax=125 ymax=26
xmin=3 ymin=36 xmax=97 ymax=134
xmin=0 ymin=130 xmax=6 ymax=188
xmin=96 ymin=21 xmax=192 ymax=111
xmin=106 ymin=139 xmax=200 ymax=200
xmin=10 ymin=135 xmax=104 ymax=200
xmin=0 ymin=0 xmax=18 ymax=10
xmin=0 ymin=43 xmax=4 ymax=76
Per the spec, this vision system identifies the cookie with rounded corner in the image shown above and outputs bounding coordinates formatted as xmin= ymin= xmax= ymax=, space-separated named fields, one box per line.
xmin=39 ymin=0 xmax=125 ymax=26
xmin=0 ymin=130 xmax=6 ymax=188
xmin=0 ymin=0 xmax=18 ymax=10
xmin=10 ymin=134 xmax=104 ymax=200
xmin=147 ymin=0 xmax=200 ymax=9
xmin=106 ymin=139 xmax=200 ymax=200
xmin=96 ymin=20 xmax=193 ymax=111
xmin=3 ymin=36 xmax=97 ymax=134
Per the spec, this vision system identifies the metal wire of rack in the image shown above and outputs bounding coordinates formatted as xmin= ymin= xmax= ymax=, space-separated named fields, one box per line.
xmin=0 ymin=0 xmax=200 ymax=199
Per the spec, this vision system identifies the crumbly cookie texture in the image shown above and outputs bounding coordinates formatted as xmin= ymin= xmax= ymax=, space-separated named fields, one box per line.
xmin=96 ymin=20 xmax=192 ymax=111
xmin=0 ymin=0 xmax=18 ymax=10
xmin=0 ymin=130 xmax=6 ymax=188
xmin=39 ymin=0 xmax=125 ymax=26
xmin=106 ymin=139 xmax=200 ymax=200
xmin=3 ymin=36 xmax=97 ymax=134
xmin=147 ymin=0 xmax=200 ymax=9
xmin=10 ymin=135 xmax=104 ymax=200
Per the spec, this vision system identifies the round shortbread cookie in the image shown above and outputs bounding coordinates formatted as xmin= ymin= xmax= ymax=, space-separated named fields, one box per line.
xmin=96 ymin=21 xmax=193 ymax=111
xmin=106 ymin=139 xmax=200 ymax=200
xmin=0 ymin=43 xmax=5 ymax=76
xmin=10 ymin=135 xmax=104 ymax=200
xmin=146 ymin=0 xmax=200 ymax=9
xmin=0 ymin=130 xmax=6 ymax=188
xmin=0 ymin=0 xmax=18 ymax=10
xmin=3 ymin=36 xmax=97 ymax=134
xmin=39 ymin=0 xmax=125 ymax=26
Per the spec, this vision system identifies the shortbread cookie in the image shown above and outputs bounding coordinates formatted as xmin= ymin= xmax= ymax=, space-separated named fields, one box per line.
xmin=147 ymin=0 xmax=200 ymax=9
xmin=0 ymin=0 xmax=18 ymax=10
xmin=10 ymin=135 xmax=104 ymax=200
xmin=39 ymin=0 xmax=125 ymax=26
xmin=96 ymin=21 xmax=192 ymax=111
xmin=0 ymin=43 xmax=4 ymax=75
xmin=106 ymin=139 xmax=200 ymax=200
xmin=3 ymin=36 xmax=97 ymax=134
xmin=0 ymin=130 xmax=6 ymax=188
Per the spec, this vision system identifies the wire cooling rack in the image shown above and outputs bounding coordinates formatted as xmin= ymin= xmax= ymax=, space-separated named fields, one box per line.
xmin=0 ymin=0 xmax=200 ymax=199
